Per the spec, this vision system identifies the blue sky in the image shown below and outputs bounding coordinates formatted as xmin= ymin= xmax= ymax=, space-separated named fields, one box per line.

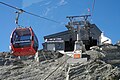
xmin=0 ymin=0 xmax=120 ymax=52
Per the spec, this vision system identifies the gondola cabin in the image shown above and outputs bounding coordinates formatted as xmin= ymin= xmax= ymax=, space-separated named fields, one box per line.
xmin=10 ymin=27 xmax=38 ymax=56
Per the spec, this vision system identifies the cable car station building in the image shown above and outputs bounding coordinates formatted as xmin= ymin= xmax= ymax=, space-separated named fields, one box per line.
xmin=43 ymin=15 xmax=102 ymax=52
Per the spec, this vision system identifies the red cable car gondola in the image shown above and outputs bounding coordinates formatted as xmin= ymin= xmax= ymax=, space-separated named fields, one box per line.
xmin=10 ymin=27 xmax=39 ymax=56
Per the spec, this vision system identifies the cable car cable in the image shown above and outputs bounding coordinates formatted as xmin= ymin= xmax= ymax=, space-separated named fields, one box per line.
xmin=44 ymin=55 xmax=71 ymax=80
xmin=87 ymin=0 xmax=96 ymax=22
xmin=0 ymin=1 xmax=24 ymax=11
xmin=0 ymin=1 xmax=63 ymax=25
xmin=91 ymin=0 xmax=96 ymax=17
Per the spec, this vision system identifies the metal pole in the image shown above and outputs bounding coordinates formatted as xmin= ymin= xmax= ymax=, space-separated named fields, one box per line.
xmin=77 ymin=25 xmax=81 ymax=41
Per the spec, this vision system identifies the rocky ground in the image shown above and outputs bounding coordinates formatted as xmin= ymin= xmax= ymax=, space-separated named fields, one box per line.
xmin=0 ymin=44 xmax=120 ymax=80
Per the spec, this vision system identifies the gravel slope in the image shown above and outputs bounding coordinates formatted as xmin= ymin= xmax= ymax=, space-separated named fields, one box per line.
xmin=0 ymin=45 xmax=120 ymax=80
